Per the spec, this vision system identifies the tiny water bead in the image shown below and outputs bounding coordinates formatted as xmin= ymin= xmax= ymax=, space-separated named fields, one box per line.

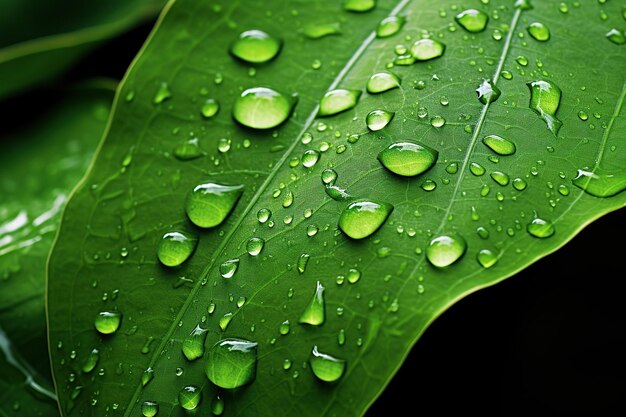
xmin=141 ymin=401 xmax=159 ymax=417
xmin=366 ymin=109 xmax=394 ymax=131
xmin=367 ymin=72 xmax=400 ymax=94
xmin=229 ymin=30 xmax=281 ymax=63
xmin=201 ymin=98 xmax=220 ymax=119
xmin=219 ymin=259 xmax=240 ymax=279
xmin=410 ymin=39 xmax=445 ymax=61
xmin=572 ymin=168 xmax=626 ymax=197
xmin=527 ymin=80 xmax=562 ymax=136
xmin=455 ymin=9 xmax=489 ymax=33
xmin=477 ymin=249 xmax=498 ymax=268
xmin=186 ymin=182 xmax=244 ymax=228
xmin=318 ymin=89 xmax=361 ymax=116
xmin=174 ymin=138 xmax=203 ymax=161
xmin=376 ymin=16 xmax=405 ymax=38
xmin=157 ymin=231 xmax=198 ymax=267
xmin=310 ymin=346 xmax=346 ymax=382
xmin=426 ymin=234 xmax=467 ymax=268
xmin=299 ymin=281 xmax=326 ymax=326
xmin=476 ymin=79 xmax=501 ymax=104
xmin=482 ymin=135 xmax=516 ymax=155
xmin=527 ymin=22 xmax=550 ymax=42
xmin=179 ymin=386 xmax=201 ymax=410
xmin=233 ymin=87 xmax=295 ymax=129
xmin=377 ymin=141 xmax=438 ymax=177
xmin=527 ymin=217 xmax=555 ymax=238
xmin=182 ymin=326 xmax=207 ymax=361
xmin=343 ymin=0 xmax=376 ymax=12
xmin=205 ymin=338 xmax=258 ymax=389
xmin=94 ymin=312 xmax=121 ymax=335
xmin=246 ymin=237 xmax=265 ymax=256
xmin=338 ymin=199 xmax=393 ymax=239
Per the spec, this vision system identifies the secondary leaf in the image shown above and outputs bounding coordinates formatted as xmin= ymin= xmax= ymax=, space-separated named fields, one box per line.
xmin=0 ymin=84 xmax=114 ymax=416
xmin=47 ymin=1 xmax=626 ymax=417
xmin=0 ymin=0 xmax=164 ymax=99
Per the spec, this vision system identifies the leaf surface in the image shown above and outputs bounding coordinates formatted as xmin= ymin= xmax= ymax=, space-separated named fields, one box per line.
xmin=47 ymin=1 xmax=626 ymax=416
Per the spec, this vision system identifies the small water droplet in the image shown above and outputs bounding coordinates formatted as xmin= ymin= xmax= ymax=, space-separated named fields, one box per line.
xmin=141 ymin=368 xmax=154 ymax=387
xmin=302 ymin=149 xmax=321 ymax=167
xmin=310 ymin=346 xmax=346 ymax=382
xmin=211 ymin=394 xmax=224 ymax=416
xmin=527 ymin=22 xmax=550 ymax=42
xmin=157 ymin=231 xmax=198 ymax=267
xmin=319 ymin=89 xmax=361 ymax=117
xmin=430 ymin=115 xmax=446 ymax=127
xmin=367 ymin=72 xmax=401 ymax=94
xmin=347 ymin=268 xmax=361 ymax=284
xmin=182 ymin=326 xmax=207 ymax=361
xmin=219 ymin=259 xmax=240 ymax=279
xmin=233 ymin=87 xmax=295 ymax=129
xmin=230 ymin=30 xmax=281 ymax=63
xmin=476 ymin=79 xmax=501 ymax=104
xmin=482 ymin=135 xmax=516 ymax=155
xmin=201 ymin=99 xmax=220 ymax=118
xmin=490 ymin=171 xmax=510 ymax=186
xmin=378 ymin=141 xmax=438 ymax=177
xmin=527 ymin=80 xmax=562 ymax=136
xmin=477 ymin=249 xmax=498 ymax=268
xmin=246 ymin=237 xmax=265 ymax=256
xmin=279 ymin=320 xmax=291 ymax=335
xmin=376 ymin=15 xmax=405 ymax=38
xmin=470 ymin=162 xmax=486 ymax=176
xmin=338 ymin=200 xmax=393 ymax=239
xmin=527 ymin=216 xmax=555 ymax=238
xmin=366 ymin=109 xmax=394 ymax=131
xmin=426 ymin=234 xmax=467 ymax=268
xmin=186 ymin=183 xmax=244 ymax=228
xmin=298 ymin=253 xmax=310 ymax=273
xmin=343 ymin=0 xmax=376 ymax=13
xmin=606 ymin=28 xmax=626 ymax=45
xmin=282 ymin=191 xmax=294 ymax=208
xmin=81 ymin=348 xmax=99 ymax=373
xmin=153 ymin=82 xmax=171 ymax=104
xmin=303 ymin=22 xmax=341 ymax=39
xmin=257 ymin=208 xmax=271 ymax=223
xmin=516 ymin=55 xmax=528 ymax=66
xmin=174 ymin=138 xmax=203 ymax=161
xmin=513 ymin=177 xmax=527 ymax=191
xmin=141 ymin=401 xmax=159 ymax=417
xmin=205 ymin=338 xmax=258 ymax=389
xmin=411 ymin=39 xmax=446 ymax=61
xmin=178 ymin=386 xmax=201 ymax=410
xmin=219 ymin=312 xmax=233 ymax=331
xmin=455 ymin=9 xmax=489 ymax=32
xmin=321 ymin=168 xmax=338 ymax=185
xmin=94 ymin=312 xmax=121 ymax=335
xmin=299 ymin=281 xmax=325 ymax=326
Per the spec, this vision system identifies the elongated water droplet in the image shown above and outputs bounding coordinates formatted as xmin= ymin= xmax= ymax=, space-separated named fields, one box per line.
xmin=476 ymin=79 xmax=501 ymax=104
xmin=94 ymin=312 xmax=121 ymax=335
xmin=482 ymin=135 xmax=516 ymax=155
xmin=411 ymin=39 xmax=445 ymax=61
xmin=527 ymin=22 xmax=550 ymax=41
xmin=174 ymin=138 xmax=203 ymax=161
xmin=142 ymin=368 xmax=154 ymax=387
xmin=201 ymin=99 xmax=219 ymax=119
xmin=477 ymin=249 xmax=498 ymax=268
xmin=455 ymin=9 xmax=489 ymax=32
xmin=338 ymin=199 xmax=393 ymax=239
xmin=282 ymin=191 xmax=294 ymax=208
xmin=230 ymin=30 xmax=281 ymax=63
xmin=219 ymin=259 xmax=239 ymax=279
xmin=490 ymin=171 xmax=510 ymax=186
xmin=219 ymin=312 xmax=233 ymax=331
xmin=186 ymin=183 xmax=244 ymax=228
xmin=310 ymin=346 xmax=346 ymax=382
xmin=233 ymin=87 xmax=295 ymax=129
xmin=246 ymin=237 xmax=264 ymax=256
xmin=325 ymin=185 xmax=352 ymax=201
xmin=157 ymin=231 xmax=197 ymax=267
xmin=366 ymin=109 xmax=394 ymax=131
xmin=343 ymin=0 xmax=375 ymax=12
xmin=298 ymin=253 xmax=310 ymax=274
xmin=527 ymin=80 xmax=562 ymax=136
xmin=142 ymin=401 xmax=159 ymax=417
xmin=179 ymin=386 xmax=201 ymax=410
xmin=82 ymin=348 xmax=99 ymax=373
xmin=211 ymin=395 xmax=224 ymax=416
xmin=378 ymin=141 xmax=438 ymax=177
xmin=426 ymin=234 xmax=467 ymax=267
xmin=470 ymin=162 xmax=486 ymax=176
xmin=318 ymin=89 xmax=361 ymax=116
xmin=299 ymin=281 xmax=325 ymax=326
xmin=367 ymin=72 xmax=400 ymax=94
xmin=572 ymin=168 xmax=626 ymax=197
xmin=527 ymin=216 xmax=555 ymax=238
xmin=376 ymin=16 xmax=405 ymax=38
xmin=205 ymin=339 xmax=258 ymax=389
xmin=606 ymin=28 xmax=626 ymax=45
xmin=153 ymin=82 xmax=171 ymax=104
xmin=182 ymin=326 xmax=207 ymax=361
xmin=303 ymin=22 xmax=341 ymax=39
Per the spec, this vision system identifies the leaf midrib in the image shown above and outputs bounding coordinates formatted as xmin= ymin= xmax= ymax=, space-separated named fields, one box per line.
xmin=123 ymin=0 xmax=412 ymax=413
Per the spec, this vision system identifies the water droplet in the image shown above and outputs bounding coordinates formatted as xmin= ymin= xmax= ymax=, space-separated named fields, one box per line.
xmin=367 ymin=72 xmax=401 ymax=94
xmin=572 ymin=168 xmax=626 ymax=197
xmin=512 ymin=177 xmax=527 ymax=191
xmin=178 ymin=386 xmax=201 ymax=410
xmin=218 ymin=138 xmax=231 ymax=153
xmin=338 ymin=199 xmax=393 ymax=239
xmin=219 ymin=259 xmax=240 ymax=279
xmin=366 ymin=109 xmax=394 ymax=131
xmin=257 ymin=208 xmax=271 ymax=223
xmin=426 ymin=234 xmax=467 ymax=268
xmin=516 ymin=55 xmax=528 ymax=66
xmin=237 ymin=296 xmax=246 ymax=308
xmin=421 ymin=179 xmax=437 ymax=191
xmin=307 ymin=224 xmax=319 ymax=237
xmin=157 ymin=231 xmax=198 ymax=267
xmin=347 ymin=268 xmax=361 ymax=284
xmin=455 ymin=9 xmax=489 ymax=32
xmin=279 ymin=320 xmax=291 ymax=335
xmin=81 ymin=348 xmax=99 ymax=373
xmin=606 ymin=28 xmax=626 ymax=45
xmin=205 ymin=338 xmax=258 ymax=389
xmin=211 ymin=395 xmax=224 ymax=416
xmin=142 ymin=401 xmax=159 ymax=417
xmin=310 ymin=346 xmax=346 ymax=382
xmin=182 ymin=326 xmax=207 ymax=361
xmin=302 ymin=149 xmax=321 ymax=167
xmin=410 ymin=39 xmax=446 ymax=61
xmin=219 ymin=312 xmax=233 ymax=331
xmin=527 ymin=22 xmax=550 ymax=42
xmin=230 ymin=30 xmax=281 ymax=63
xmin=343 ymin=0 xmax=376 ymax=12
xmin=233 ymin=87 xmax=295 ymax=129
xmin=201 ymin=99 xmax=219 ymax=119
xmin=318 ymin=89 xmax=361 ymax=117
xmin=477 ymin=249 xmax=498 ymax=268
xmin=557 ymin=184 xmax=570 ymax=196
xmin=470 ymin=162 xmax=486 ymax=176
xmin=141 ymin=368 xmax=154 ymax=386
xmin=321 ymin=168 xmax=338 ymax=185
xmin=298 ymin=253 xmax=310 ymax=273
xmin=173 ymin=138 xmax=203 ymax=161
xmin=282 ymin=191 xmax=294 ymax=208
xmin=94 ymin=311 xmax=121 ymax=335
xmin=299 ymin=281 xmax=325 ymax=326
xmin=430 ymin=115 xmax=446 ymax=127
xmin=378 ymin=141 xmax=438 ymax=177
xmin=527 ymin=80 xmax=562 ymax=136
xmin=482 ymin=135 xmax=516 ymax=155
xmin=325 ymin=185 xmax=352 ymax=201
xmin=376 ymin=16 xmax=405 ymax=38
xmin=303 ymin=22 xmax=341 ymax=39
xmin=527 ymin=216 xmax=555 ymax=238
xmin=476 ymin=79 xmax=501 ymax=104
xmin=153 ymin=82 xmax=171 ymax=104
xmin=246 ymin=237 xmax=265 ymax=256
xmin=490 ymin=171 xmax=510 ymax=186
xmin=186 ymin=182 xmax=244 ymax=228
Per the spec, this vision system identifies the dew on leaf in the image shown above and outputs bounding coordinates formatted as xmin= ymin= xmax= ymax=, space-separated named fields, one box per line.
xmin=321 ymin=168 xmax=338 ymax=185
xmin=367 ymin=72 xmax=401 ymax=94
xmin=211 ymin=395 xmax=224 ymax=416
xmin=490 ymin=171 xmax=510 ymax=186
xmin=157 ymin=231 xmax=197 ymax=267
xmin=302 ymin=149 xmax=321 ymax=167
xmin=426 ymin=234 xmax=467 ymax=268
xmin=310 ymin=346 xmax=346 ymax=382
xmin=455 ymin=9 xmax=489 ymax=33
xmin=476 ymin=79 xmax=501 ymax=104
xmin=410 ymin=39 xmax=445 ymax=61
xmin=512 ymin=177 xmax=527 ymax=191
xmin=606 ymin=28 xmax=626 ymax=45
xmin=246 ymin=237 xmax=265 ymax=256
xmin=430 ymin=115 xmax=446 ymax=127
xmin=482 ymin=135 xmax=516 ymax=155
xmin=94 ymin=312 xmax=121 ymax=335
xmin=182 ymin=326 xmax=207 ymax=361
xmin=303 ymin=22 xmax=342 ymax=39
xmin=527 ymin=80 xmax=562 ymax=136
xmin=527 ymin=216 xmax=555 ymax=238
xmin=366 ymin=109 xmax=394 ymax=131
xmin=178 ymin=386 xmax=201 ymax=410
xmin=572 ymin=168 xmax=626 ymax=197
xmin=527 ymin=22 xmax=550 ymax=41
xmin=201 ymin=99 xmax=220 ymax=119
xmin=318 ymin=89 xmax=361 ymax=117
xmin=338 ymin=199 xmax=393 ymax=239
xmin=219 ymin=259 xmax=240 ymax=279
xmin=141 ymin=401 xmax=158 ymax=417
xmin=470 ymin=162 xmax=486 ymax=176
xmin=233 ymin=87 xmax=295 ymax=129
xmin=298 ymin=253 xmax=310 ymax=274
xmin=174 ymin=138 xmax=203 ymax=161
xmin=299 ymin=281 xmax=325 ymax=326
xmin=230 ymin=30 xmax=281 ymax=63
xmin=377 ymin=141 xmax=438 ymax=177
xmin=376 ymin=16 xmax=405 ymax=38
xmin=81 ymin=348 xmax=99 ymax=373
xmin=343 ymin=0 xmax=376 ymax=13
xmin=257 ymin=208 xmax=271 ymax=223
xmin=477 ymin=249 xmax=498 ymax=268
xmin=205 ymin=338 xmax=258 ymax=389
xmin=153 ymin=82 xmax=171 ymax=104
xmin=185 ymin=182 xmax=244 ymax=228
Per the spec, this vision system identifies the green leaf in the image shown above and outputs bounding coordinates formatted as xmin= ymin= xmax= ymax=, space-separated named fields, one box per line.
xmin=0 ymin=0 xmax=165 ymax=100
xmin=47 ymin=1 xmax=626 ymax=416
xmin=0 ymin=83 xmax=114 ymax=416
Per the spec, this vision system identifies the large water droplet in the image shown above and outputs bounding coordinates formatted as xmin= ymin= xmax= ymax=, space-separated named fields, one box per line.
xmin=527 ymin=216 xmax=555 ymax=238
xmin=378 ymin=141 xmax=438 ymax=177
xmin=476 ymin=79 xmax=501 ymax=104
xmin=186 ymin=183 xmax=244 ymax=228
xmin=182 ymin=326 xmax=207 ymax=361
xmin=527 ymin=22 xmax=550 ymax=42
xmin=455 ymin=9 xmax=489 ymax=33
xmin=410 ymin=39 xmax=445 ymax=61
xmin=230 ymin=30 xmax=281 ymax=63
xmin=310 ymin=346 xmax=346 ymax=382
xmin=178 ymin=386 xmax=201 ymax=410
xmin=366 ymin=109 xmax=394 ymax=131
xmin=343 ymin=0 xmax=376 ymax=12
xmin=426 ymin=234 xmax=467 ymax=267
xmin=376 ymin=16 xmax=405 ymax=38
xmin=157 ymin=231 xmax=198 ymax=267
xmin=233 ymin=87 xmax=295 ymax=129
xmin=318 ymin=89 xmax=361 ymax=117
xmin=205 ymin=338 xmax=258 ymax=389
xmin=572 ymin=168 xmax=626 ymax=197
xmin=527 ymin=80 xmax=562 ymax=136
xmin=141 ymin=401 xmax=159 ymax=417
xmin=482 ymin=135 xmax=516 ymax=155
xmin=94 ymin=312 xmax=121 ymax=335
xmin=338 ymin=200 xmax=393 ymax=239
xmin=219 ymin=259 xmax=240 ymax=279
xmin=299 ymin=281 xmax=325 ymax=326
xmin=367 ymin=72 xmax=400 ymax=94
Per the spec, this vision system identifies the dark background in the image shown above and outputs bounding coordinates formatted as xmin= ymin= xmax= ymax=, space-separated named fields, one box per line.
xmin=58 ymin=21 xmax=626 ymax=417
